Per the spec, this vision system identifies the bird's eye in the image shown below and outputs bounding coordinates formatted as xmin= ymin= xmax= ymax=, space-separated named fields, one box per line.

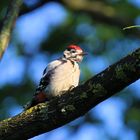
xmin=71 ymin=49 xmax=76 ymax=53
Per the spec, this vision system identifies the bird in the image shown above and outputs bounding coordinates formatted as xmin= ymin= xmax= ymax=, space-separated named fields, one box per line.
xmin=24 ymin=45 xmax=86 ymax=110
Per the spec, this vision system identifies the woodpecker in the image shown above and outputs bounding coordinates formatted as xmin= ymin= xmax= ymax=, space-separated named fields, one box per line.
xmin=24 ymin=45 xmax=86 ymax=110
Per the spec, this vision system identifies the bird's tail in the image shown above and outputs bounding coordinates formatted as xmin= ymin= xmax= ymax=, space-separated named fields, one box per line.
xmin=23 ymin=92 xmax=47 ymax=110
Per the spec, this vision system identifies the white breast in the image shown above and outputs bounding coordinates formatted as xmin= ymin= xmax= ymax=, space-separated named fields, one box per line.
xmin=47 ymin=60 xmax=80 ymax=96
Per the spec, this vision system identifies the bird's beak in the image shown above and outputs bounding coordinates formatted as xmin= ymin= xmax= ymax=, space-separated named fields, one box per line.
xmin=80 ymin=52 xmax=88 ymax=56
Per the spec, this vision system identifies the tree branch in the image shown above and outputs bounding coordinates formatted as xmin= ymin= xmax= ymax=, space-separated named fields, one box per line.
xmin=0 ymin=48 xmax=139 ymax=139
xmin=63 ymin=0 xmax=127 ymax=26
xmin=20 ymin=0 xmax=137 ymax=28
xmin=0 ymin=0 xmax=22 ymax=59
xmin=19 ymin=0 xmax=140 ymax=37
xmin=61 ymin=0 xmax=140 ymax=36
xmin=20 ymin=0 xmax=130 ymax=27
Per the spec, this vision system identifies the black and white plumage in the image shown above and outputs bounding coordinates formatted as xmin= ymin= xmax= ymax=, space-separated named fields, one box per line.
xmin=24 ymin=45 xmax=86 ymax=110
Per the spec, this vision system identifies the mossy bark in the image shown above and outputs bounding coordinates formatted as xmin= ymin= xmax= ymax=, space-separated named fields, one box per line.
xmin=0 ymin=0 xmax=22 ymax=59
xmin=0 ymin=48 xmax=139 ymax=140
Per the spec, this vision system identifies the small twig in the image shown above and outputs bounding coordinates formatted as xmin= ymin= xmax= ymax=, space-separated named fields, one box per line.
xmin=123 ymin=25 xmax=140 ymax=30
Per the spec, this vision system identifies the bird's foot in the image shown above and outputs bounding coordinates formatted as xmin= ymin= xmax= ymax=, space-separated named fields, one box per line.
xmin=68 ymin=85 xmax=75 ymax=91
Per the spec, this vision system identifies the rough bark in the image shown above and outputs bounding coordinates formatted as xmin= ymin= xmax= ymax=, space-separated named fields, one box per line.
xmin=0 ymin=0 xmax=22 ymax=59
xmin=0 ymin=48 xmax=139 ymax=140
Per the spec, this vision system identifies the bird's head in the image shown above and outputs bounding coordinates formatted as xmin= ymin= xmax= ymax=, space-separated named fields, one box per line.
xmin=63 ymin=45 xmax=87 ymax=62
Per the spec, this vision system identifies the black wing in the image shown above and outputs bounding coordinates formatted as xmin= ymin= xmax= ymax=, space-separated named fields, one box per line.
xmin=35 ymin=70 xmax=52 ymax=95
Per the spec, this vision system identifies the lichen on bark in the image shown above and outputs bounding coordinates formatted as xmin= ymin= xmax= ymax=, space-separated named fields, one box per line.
xmin=0 ymin=48 xmax=139 ymax=140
